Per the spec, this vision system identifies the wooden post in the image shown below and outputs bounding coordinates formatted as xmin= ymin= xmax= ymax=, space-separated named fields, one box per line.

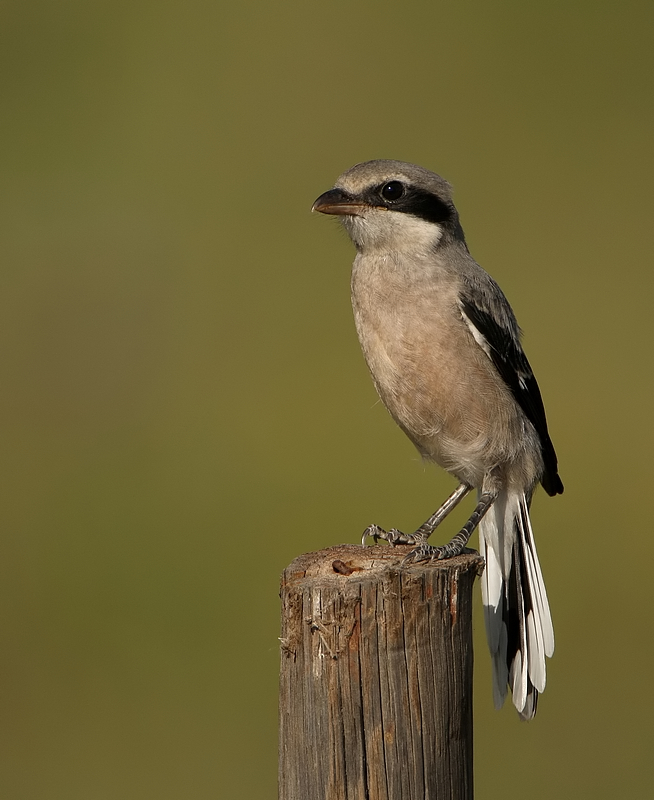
xmin=279 ymin=544 xmax=483 ymax=800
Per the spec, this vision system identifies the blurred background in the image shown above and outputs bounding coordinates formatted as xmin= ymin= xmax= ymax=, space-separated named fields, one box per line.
xmin=0 ymin=1 xmax=652 ymax=797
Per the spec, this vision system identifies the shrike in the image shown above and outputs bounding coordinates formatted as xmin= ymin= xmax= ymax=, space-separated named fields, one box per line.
xmin=312 ymin=160 xmax=563 ymax=720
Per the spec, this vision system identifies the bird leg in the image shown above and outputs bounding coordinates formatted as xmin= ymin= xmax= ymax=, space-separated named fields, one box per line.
xmin=403 ymin=489 xmax=497 ymax=563
xmin=362 ymin=482 xmax=471 ymax=547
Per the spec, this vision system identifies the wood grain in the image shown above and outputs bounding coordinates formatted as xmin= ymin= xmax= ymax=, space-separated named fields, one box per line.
xmin=279 ymin=544 xmax=483 ymax=800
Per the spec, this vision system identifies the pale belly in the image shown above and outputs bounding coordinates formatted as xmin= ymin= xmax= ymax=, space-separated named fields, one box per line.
xmin=351 ymin=265 xmax=539 ymax=489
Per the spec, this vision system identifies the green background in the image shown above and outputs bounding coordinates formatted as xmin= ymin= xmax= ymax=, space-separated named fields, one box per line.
xmin=1 ymin=1 xmax=652 ymax=797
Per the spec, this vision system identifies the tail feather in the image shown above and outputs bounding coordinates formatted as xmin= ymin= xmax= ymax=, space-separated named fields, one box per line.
xmin=520 ymin=501 xmax=554 ymax=657
xmin=479 ymin=490 xmax=554 ymax=720
xmin=480 ymin=532 xmax=510 ymax=710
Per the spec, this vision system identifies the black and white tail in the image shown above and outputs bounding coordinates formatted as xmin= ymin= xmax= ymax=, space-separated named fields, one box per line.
xmin=478 ymin=490 xmax=554 ymax=720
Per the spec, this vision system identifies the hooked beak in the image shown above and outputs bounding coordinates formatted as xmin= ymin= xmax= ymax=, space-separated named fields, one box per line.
xmin=312 ymin=188 xmax=370 ymax=216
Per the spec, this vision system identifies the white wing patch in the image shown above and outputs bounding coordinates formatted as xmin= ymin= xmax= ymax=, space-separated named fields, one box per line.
xmin=459 ymin=303 xmax=493 ymax=361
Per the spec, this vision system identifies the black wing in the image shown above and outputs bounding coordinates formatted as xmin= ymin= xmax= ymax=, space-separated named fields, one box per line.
xmin=459 ymin=294 xmax=563 ymax=497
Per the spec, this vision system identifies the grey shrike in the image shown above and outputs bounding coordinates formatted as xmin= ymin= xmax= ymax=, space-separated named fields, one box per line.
xmin=312 ymin=160 xmax=563 ymax=720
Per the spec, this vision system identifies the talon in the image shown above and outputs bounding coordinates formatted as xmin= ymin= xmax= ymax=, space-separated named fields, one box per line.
xmin=362 ymin=524 xmax=415 ymax=547
xmin=361 ymin=524 xmax=387 ymax=546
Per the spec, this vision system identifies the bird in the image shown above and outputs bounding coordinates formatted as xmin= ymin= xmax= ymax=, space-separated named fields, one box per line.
xmin=312 ymin=160 xmax=563 ymax=720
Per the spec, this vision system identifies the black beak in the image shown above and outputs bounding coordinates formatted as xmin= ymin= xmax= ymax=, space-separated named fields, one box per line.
xmin=312 ymin=188 xmax=369 ymax=216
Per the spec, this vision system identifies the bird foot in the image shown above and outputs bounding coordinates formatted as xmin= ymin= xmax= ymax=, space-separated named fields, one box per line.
xmin=361 ymin=525 xmax=426 ymax=547
xmin=402 ymin=541 xmax=471 ymax=564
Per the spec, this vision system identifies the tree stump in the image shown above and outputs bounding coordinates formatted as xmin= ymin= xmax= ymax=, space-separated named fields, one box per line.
xmin=279 ymin=544 xmax=483 ymax=800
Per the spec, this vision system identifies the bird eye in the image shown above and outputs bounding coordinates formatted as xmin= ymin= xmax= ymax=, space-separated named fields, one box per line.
xmin=380 ymin=181 xmax=405 ymax=202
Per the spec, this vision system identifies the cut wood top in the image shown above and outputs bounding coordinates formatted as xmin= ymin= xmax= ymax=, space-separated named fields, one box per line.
xmin=281 ymin=544 xmax=484 ymax=589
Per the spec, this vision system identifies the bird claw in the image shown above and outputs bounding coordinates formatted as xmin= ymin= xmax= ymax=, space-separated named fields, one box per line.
xmin=362 ymin=524 xmax=393 ymax=545
xmin=361 ymin=525 xmax=426 ymax=547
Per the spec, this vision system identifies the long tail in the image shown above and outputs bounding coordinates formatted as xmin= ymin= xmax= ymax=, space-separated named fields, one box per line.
xmin=478 ymin=489 xmax=554 ymax=720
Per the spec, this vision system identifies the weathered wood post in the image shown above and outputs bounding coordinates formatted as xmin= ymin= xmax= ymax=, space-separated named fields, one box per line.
xmin=279 ymin=543 xmax=483 ymax=800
